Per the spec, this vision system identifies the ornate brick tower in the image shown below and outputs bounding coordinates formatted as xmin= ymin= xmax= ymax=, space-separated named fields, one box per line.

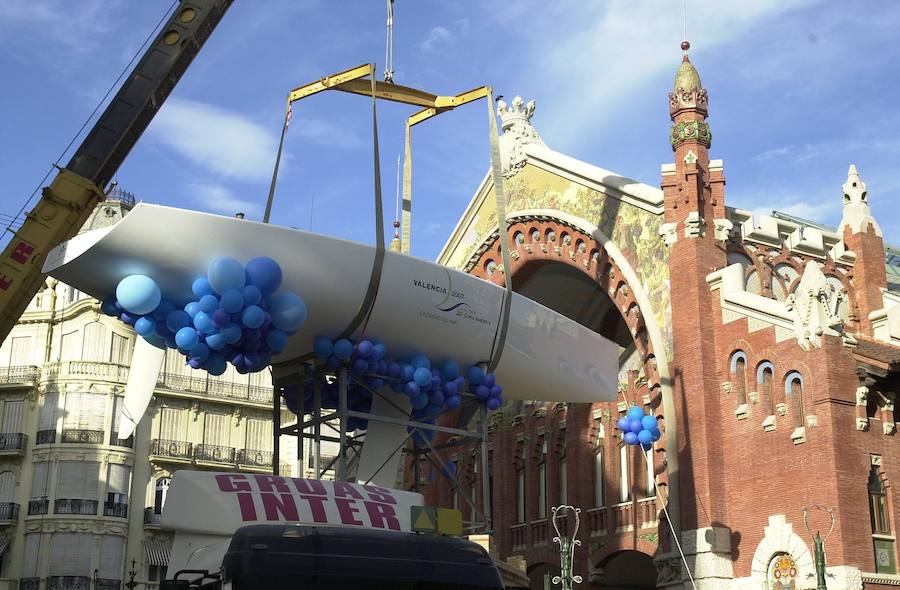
xmin=840 ymin=165 xmax=887 ymax=334
xmin=659 ymin=41 xmax=733 ymax=580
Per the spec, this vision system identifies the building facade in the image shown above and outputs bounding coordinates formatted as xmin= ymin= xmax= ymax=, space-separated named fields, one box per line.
xmin=0 ymin=190 xmax=298 ymax=589
xmin=425 ymin=47 xmax=900 ymax=590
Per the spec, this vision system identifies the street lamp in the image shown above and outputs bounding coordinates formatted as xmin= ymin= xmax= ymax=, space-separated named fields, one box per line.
xmin=550 ymin=505 xmax=582 ymax=590
xmin=802 ymin=504 xmax=835 ymax=590
xmin=124 ymin=559 xmax=139 ymax=590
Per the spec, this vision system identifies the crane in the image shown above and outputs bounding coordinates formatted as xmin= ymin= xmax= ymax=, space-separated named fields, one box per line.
xmin=0 ymin=0 xmax=234 ymax=344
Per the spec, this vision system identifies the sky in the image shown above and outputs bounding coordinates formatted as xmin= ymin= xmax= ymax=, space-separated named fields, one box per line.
xmin=2 ymin=0 xmax=899 ymax=261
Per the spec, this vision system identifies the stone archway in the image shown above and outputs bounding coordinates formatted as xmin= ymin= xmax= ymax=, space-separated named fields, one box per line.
xmin=465 ymin=211 xmax=677 ymax=507
xmin=748 ymin=515 xmax=815 ymax=587
xmin=592 ymin=549 xmax=657 ymax=590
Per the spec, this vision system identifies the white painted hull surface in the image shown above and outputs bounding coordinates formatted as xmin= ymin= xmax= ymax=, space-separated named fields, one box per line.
xmin=44 ymin=204 xmax=618 ymax=403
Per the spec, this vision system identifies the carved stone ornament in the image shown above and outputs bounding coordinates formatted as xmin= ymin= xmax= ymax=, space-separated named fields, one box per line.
xmin=714 ymin=218 xmax=734 ymax=242
xmin=668 ymin=87 xmax=708 ymax=116
xmin=497 ymin=96 xmax=546 ymax=178
xmin=670 ymin=120 xmax=711 ymax=148
xmin=684 ymin=211 xmax=703 ymax=238
xmin=785 ymin=261 xmax=844 ymax=351
xmin=655 ymin=556 xmax=683 ymax=585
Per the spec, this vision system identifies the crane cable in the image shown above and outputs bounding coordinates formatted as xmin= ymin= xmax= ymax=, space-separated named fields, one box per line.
xmin=384 ymin=0 xmax=395 ymax=83
xmin=1 ymin=0 xmax=178 ymax=240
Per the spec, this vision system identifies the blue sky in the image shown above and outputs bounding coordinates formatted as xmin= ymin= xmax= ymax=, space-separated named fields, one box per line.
xmin=2 ymin=0 xmax=899 ymax=260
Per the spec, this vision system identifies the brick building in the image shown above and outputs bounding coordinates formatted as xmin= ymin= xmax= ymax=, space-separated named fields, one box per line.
xmin=421 ymin=43 xmax=900 ymax=590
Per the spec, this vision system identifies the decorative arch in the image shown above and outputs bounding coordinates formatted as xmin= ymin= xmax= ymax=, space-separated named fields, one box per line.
xmin=757 ymin=362 xmax=775 ymax=384
xmin=465 ymin=208 xmax=680 ymax=529
xmin=730 ymin=350 xmax=748 ymax=373
xmin=783 ymin=371 xmax=804 ymax=393
xmin=749 ymin=515 xmax=814 ymax=585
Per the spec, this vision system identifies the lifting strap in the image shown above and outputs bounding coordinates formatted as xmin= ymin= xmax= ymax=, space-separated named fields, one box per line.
xmin=485 ymin=88 xmax=513 ymax=372
xmin=339 ymin=69 xmax=386 ymax=339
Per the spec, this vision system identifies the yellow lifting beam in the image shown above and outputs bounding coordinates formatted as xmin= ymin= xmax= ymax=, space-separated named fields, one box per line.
xmin=285 ymin=64 xmax=491 ymax=254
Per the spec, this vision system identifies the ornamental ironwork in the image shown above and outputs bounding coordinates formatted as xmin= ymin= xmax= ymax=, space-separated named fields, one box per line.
xmin=551 ymin=505 xmax=582 ymax=590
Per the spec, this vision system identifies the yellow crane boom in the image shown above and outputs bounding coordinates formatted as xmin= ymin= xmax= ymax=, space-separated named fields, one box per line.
xmin=0 ymin=0 xmax=234 ymax=344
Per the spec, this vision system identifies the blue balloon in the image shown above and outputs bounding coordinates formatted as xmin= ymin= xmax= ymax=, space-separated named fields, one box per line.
xmin=208 ymin=256 xmax=245 ymax=294
xmin=624 ymin=431 xmax=639 ymax=446
xmin=175 ymin=327 xmax=200 ymax=350
xmin=445 ymin=395 xmax=461 ymax=410
xmin=313 ymin=337 xmax=333 ymax=359
xmin=245 ymin=257 xmax=282 ymax=296
xmin=212 ymin=308 xmax=230 ymax=328
xmin=142 ymin=333 xmax=166 ymax=350
xmin=357 ymin=340 xmax=373 ymax=358
xmin=184 ymin=301 xmax=201 ymax=318
xmin=640 ymin=442 xmax=653 ymax=451
xmin=116 ymin=275 xmax=161 ymax=315
xmin=413 ymin=367 xmax=432 ymax=387
xmin=198 ymin=294 xmax=219 ymax=314
xmin=400 ymin=364 xmax=415 ymax=382
xmin=626 ymin=406 xmax=644 ymax=422
xmin=241 ymin=284 xmax=262 ymax=306
xmin=430 ymin=390 xmax=445 ymax=405
xmin=101 ymin=297 xmax=119 ymax=317
xmin=206 ymin=332 xmax=226 ymax=350
xmin=326 ymin=355 xmax=341 ymax=370
xmin=411 ymin=393 xmax=429 ymax=410
xmin=628 ymin=419 xmax=643 ymax=434
xmin=188 ymin=358 xmax=203 ymax=370
xmin=490 ymin=385 xmax=503 ymax=398
xmin=207 ymin=355 xmax=227 ymax=376
xmin=268 ymin=292 xmax=307 ymax=332
xmin=444 ymin=380 xmax=458 ymax=395
xmin=119 ymin=312 xmax=137 ymax=326
xmin=243 ymin=328 xmax=262 ymax=342
xmin=152 ymin=299 xmax=175 ymax=321
xmin=372 ymin=343 xmax=387 ymax=360
xmin=192 ymin=277 xmax=214 ymax=298
xmin=411 ymin=355 xmax=431 ymax=370
xmin=476 ymin=385 xmax=490 ymax=400
xmin=193 ymin=311 xmax=215 ymax=335
xmin=440 ymin=360 xmax=461 ymax=381
xmin=387 ymin=362 xmax=401 ymax=378
xmin=190 ymin=342 xmax=210 ymax=362
xmin=616 ymin=417 xmax=630 ymax=432
xmin=467 ymin=366 xmax=484 ymax=386
xmin=353 ymin=358 xmax=369 ymax=373
xmin=404 ymin=381 xmax=420 ymax=398
xmin=638 ymin=429 xmax=653 ymax=445
xmin=164 ymin=335 xmax=177 ymax=349
xmin=454 ymin=376 xmax=466 ymax=390
xmin=333 ymin=338 xmax=354 ymax=360
xmin=267 ymin=330 xmax=289 ymax=353
xmin=154 ymin=321 xmax=171 ymax=339
xmin=221 ymin=324 xmax=242 ymax=344
xmin=641 ymin=415 xmax=657 ymax=431
xmin=134 ymin=316 xmax=156 ymax=337
xmin=220 ymin=289 xmax=244 ymax=313
xmin=650 ymin=428 xmax=662 ymax=442
xmin=164 ymin=310 xmax=189 ymax=333
xmin=241 ymin=305 xmax=265 ymax=329
xmin=483 ymin=373 xmax=496 ymax=387
xmin=486 ymin=397 xmax=502 ymax=411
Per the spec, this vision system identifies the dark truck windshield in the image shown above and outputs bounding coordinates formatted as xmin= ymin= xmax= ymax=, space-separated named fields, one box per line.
xmin=220 ymin=524 xmax=504 ymax=590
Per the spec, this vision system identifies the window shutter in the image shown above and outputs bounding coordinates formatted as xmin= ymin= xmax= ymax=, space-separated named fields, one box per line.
xmin=23 ymin=533 xmax=40 ymax=576
xmin=31 ymin=462 xmax=49 ymax=498
xmin=99 ymin=535 xmax=125 ymax=579
xmin=0 ymin=472 xmax=15 ymax=503
xmin=9 ymin=336 xmax=31 ymax=366
xmin=110 ymin=333 xmax=131 ymax=365
xmin=159 ymin=408 xmax=182 ymax=440
xmin=245 ymin=418 xmax=272 ymax=452
xmin=107 ymin=464 xmax=131 ymax=496
xmin=58 ymin=461 xmax=99 ymax=499
xmin=49 ymin=532 xmax=92 ymax=576
xmin=62 ymin=392 xmax=81 ymax=430
xmin=63 ymin=393 xmax=106 ymax=431
xmin=112 ymin=395 xmax=123 ymax=435
xmin=39 ymin=393 xmax=59 ymax=431
xmin=204 ymin=412 xmax=229 ymax=446
xmin=83 ymin=323 xmax=105 ymax=361
xmin=1 ymin=400 xmax=23 ymax=434
xmin=60 ymin=330 xmax=81 ymax=361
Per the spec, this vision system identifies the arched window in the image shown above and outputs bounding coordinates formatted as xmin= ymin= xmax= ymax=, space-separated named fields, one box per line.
xmin=757 ymin=362 xmax=775 ymax=415
xmin=869 ymin=465 xmax=890 ymax=535
xmin=154 ymin=477 xmax=171 ymax=515
xmin=730 ymin=351 xmax=748 ymax=407
xmin=784 ymin=372 xmax=805 ymax=428
xmin=728 ymin=252 xmax=762 ymax=295
xmin=772 ymin=264 xmax=801 ymax=302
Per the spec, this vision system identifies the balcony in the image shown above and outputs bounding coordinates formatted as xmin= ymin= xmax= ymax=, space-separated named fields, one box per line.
xmin=109 ymin=432 xmax=134 ymax=448
xmin=0 ymin=433 xmax=26 ymax=455
xmin=510 ymin=523 xmax=527 ymax=551
xmin=144 ymin=507 xmax=162 ymax=527
xmin=45 ymin=361 xmax=130 ymax=383
xmin=149 ymin=439 xmax=193 ymax=461
xmin=157 ymin=371 xmax=273 ymax=405
xmin=47 ymin=576 xmax=92 ymax=590
xmin=61 ymin=429 xmax=104 ymax=444
xmin=0 ymin=503 xmax=19 ymax=523
xmin=36 ymin=429 xmax=56 ymax=445
xmin=20 ymin=579 xmax=40 ymax=590
xmin=587 ymin=506 xmax=608 ymax=537
xmin=637 ymin=496 xmax=658 ymax=528
xmin=194 ymin=443 xmax=235 ymax=464
xmin=236 ymin=448 xmax=273 ymax=468
xmin=0 ymin=364 xmax=40 ymax=386
xmin=103 ymin=501 xmax=128 ymax=518
xmin=28 ymin=497 xmax=48 ymax=515
xmin=530 ymin=519 xmax=549 ymax=546
xmin=96 ymin=579 xmax=122 ymax=590
xmin=54 ymin=498 xmax=98 ymax=515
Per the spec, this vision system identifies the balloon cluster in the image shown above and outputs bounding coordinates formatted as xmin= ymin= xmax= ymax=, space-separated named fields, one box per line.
xmin=280 ymin=336 xmax=506 ymax=441
xmin=102 ymin=256 xmax=306 ymax=376
xmin=616 ymin=406 xmax=661 ymax=450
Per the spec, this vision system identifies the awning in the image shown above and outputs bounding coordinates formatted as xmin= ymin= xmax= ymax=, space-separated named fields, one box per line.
xmin=145 ymin=538 xmax=170 ymax=566
xmin=0 ymin=534 xmax=9 ymax=556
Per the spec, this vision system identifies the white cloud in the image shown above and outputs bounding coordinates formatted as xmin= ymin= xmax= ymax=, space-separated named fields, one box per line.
xmin=421 ymin=26 xmax=453 ymax=51
xmin=149 ymin=99 xmax=279 ymax=182
xmin=294 ymin=118 xmax=362 ymax=150
xmin=0 ymin=0 xmax=122 ymax=57
xmin=186 ymin=182 xmax=262 ymax=217
xmin=749 ymin=200 xmax=833 ymax=223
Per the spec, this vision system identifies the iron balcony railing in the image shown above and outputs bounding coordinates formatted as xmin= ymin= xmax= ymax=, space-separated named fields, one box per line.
xmin=194 ymin=443 xmax=235 ymax=463
xmin=96 ymin=579 xmax=122 ymax=590
xmin=36 ymin=429 xmax=56 ymax=445
xmin=20 ymin=579 xmax=40 ymax=590
xmin=0 ymin=502 xmax=19 ymax=521
xmin=0 ymin=365 xmax=40 ymax=384
xmin=47 ymin=576 xmax=91 ymax=590
xmin=157 ymin=371 xmax=273 ymax=404
xmin=149 ymin=439 xmax=193 ymax=460
xmin=103 ymin=501 xmax=128 ymax=518
xmin=0 ymin=432 xmax=26 ymax=451
xmin=144 ymin=507 xmax=162 ymax=525
xmin=44 ymin=361 xmax=130 ymax=383
xmin=54 ymin=498 xmax=98 ymax=515
xmin=236 ymin=448 xmax=273 ymax=467
xmin=61 ymin=429 xmax=104 ymax=444
xmin=28 ymin=497 xmax=49 ymax=515
xmin=110 ymin=431 xmax=134 ymax=448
